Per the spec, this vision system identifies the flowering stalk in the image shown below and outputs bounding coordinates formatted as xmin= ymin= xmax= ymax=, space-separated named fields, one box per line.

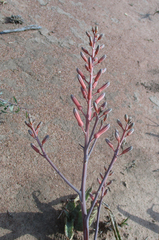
xmin=25 ymin=27 xmax=134 ymax=240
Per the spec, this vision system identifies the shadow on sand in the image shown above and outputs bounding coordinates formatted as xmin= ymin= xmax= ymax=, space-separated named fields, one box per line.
xmin=0 ymin=191 xmax=76 ymax=240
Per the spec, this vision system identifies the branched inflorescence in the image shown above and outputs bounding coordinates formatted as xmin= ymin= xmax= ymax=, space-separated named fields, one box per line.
xmin=25 ymin=26 xmax=134 ymax=240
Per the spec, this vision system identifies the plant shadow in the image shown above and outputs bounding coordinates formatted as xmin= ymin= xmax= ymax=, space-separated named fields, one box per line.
xmin=117 ymin=205 xmax=159 ymax=234
xmin=0 ymin=191 xmax=77 ymax=240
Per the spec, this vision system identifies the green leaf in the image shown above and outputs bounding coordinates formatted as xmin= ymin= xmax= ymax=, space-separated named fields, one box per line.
xmin=13 ymin=96 xmax=17 ymax=104
xmin=89 ymin=205 xmax=98 ymax=226
xmin=85 ymin=187 xmax=92 ymax=201
xmin=1 ymin=110 xmax=7 ymax=113
xmin=65 ymin=217 xmax=74 ymax=240
xmin=26 ymin=111 xmax=28 ymax=119
xmin=15 ymin=107 xmax=20 ymax=113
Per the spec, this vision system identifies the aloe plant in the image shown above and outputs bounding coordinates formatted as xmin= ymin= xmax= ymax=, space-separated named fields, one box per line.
xmin=25 ymin=26 xmax=134 ymax=240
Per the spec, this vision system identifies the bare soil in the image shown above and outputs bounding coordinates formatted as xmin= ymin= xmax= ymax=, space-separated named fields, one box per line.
xmin=0 ymin=0 xmax=159 ymax=239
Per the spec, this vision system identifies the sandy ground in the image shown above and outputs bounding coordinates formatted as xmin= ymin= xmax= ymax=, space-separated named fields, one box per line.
xmin=0 ymin=0 xmax=159 ymax=239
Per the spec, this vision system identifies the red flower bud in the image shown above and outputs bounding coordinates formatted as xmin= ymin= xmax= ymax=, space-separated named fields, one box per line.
xmin=88 ymin=57 xmax=92 ymax=70
xmin=127 ymin=128 xmax=134 ymax=136
xmin=97 ymin=178 xmax=101 ymax=184
xmin=93 ymin=102 xmax=99 ymax=114
xmin=95 ymin=45 xmax=100 ymax=56
xmin=94 ymin=124 xmax=110 ymax=139
xmin=77 ymin=74 xmax=86 ymax=90
xmin=28 ymin=130 xmax=35 ymax=138
xmin=86 ymin=31 xmax=91 ymax=37
xmin=71 ymin=95 xmax=82 ymax=110
xmin=98 ymin=55 xmax=106 ymax=63
xmin=81 ymin=47 xmax=89 ymax=55
xmin=98 ymin=34 xmax=104 ymax=40
xmin=117 ymin=119 xmax=123 ymax=129
xmin=105 ymin=138 xmax=115 ymax=151
xmin=115 ymin=129 xmax=120 ymax=142
xmin=76 ymin=68 xmax=86 ymax=81
xmin=97 ymin=82 xmax=110 ymax=93
xmin=42 ymin=135 xmax=49 ymax=145
xmin=94 ymin=69 xmax=102 ymax=82
xmin=124 ymin=114 xmax=129 ymax=123
xmin=95 ymin=93 xmax=105 ymax=104
xmin=81 ymin=87 xmax=87 ymax=99
xmin=35 ymin=121 xmax=43 ymax=134
xmin=121 ymin=146 xmax=133 ymax=155
xmin=73 ymin=108 xmax=84 ymax=127
xmin=31 ymin=143 xmax=40 ymax=154
xmin=85 ymin=64 xmax=90 ymax=72
xmin=80 ymin=52 xmax=88 ymax=63
xmin=100 ymin=44 xmax=105 ymax=49
xmin=89 ymin=36 xmax=93 ymax=47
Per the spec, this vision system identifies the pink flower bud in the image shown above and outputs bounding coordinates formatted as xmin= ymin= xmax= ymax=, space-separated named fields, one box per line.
xmin=73 ymin=108 xmax=84 ymax=127
xmin=88 ymin=57 xmax=92 ymax=70
xmin=80 ymin=52 xmax=88 ymax=63
xmin=105 ymin=138 xmax=115 ymax=151
xmin=127 ymin=128 xmax=134 ymax=136
xmin=71 ymin=95 xmax=82 ymax=110
xmin=100 ymin=102 xmax=107 ymax=111
xmin=81 ymin=47 xmax=89 ymax=55
xmin=94 ymin=57 xmax=98 ymax=62
xmin=97 ymin=82 xmax=110 ymax=93
xmin=31 ymin=143 xmax=40 ymax=154
xmin=81 ymin=87 xmax=87 ymax=99
xmin=76 ymin=68 xmax=86 ymax=81
xmin=89 ymin=192 xmax=95 ymax=201
xmin=95 ymin=45 xmax=100 ymax=56
xmin=117 ymin=119 xmax=123 ymax=129
xmin=95 ymin=93 xmax=105 ymax=104
xmin=98 ymin=34 xmax=104 ymax=40
xmin=121 ymin=146 xmax=133 ymax=155
xmin=94 ymin=124 xmax=110 ymax=139
xmin=77 ymin=74 xmax=86 ymax=90
xmin=115 ymin=129 xmax=120 ymax=142
xmin=92 ymin=27 xmax=95 ymax=33
xmin=94 ymin=69 xmax=102 ymax=82
xmin=106 ymin=181 xmax=112 ymax=186
xmin=98 ymin=55 xmax=106 ymax=63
